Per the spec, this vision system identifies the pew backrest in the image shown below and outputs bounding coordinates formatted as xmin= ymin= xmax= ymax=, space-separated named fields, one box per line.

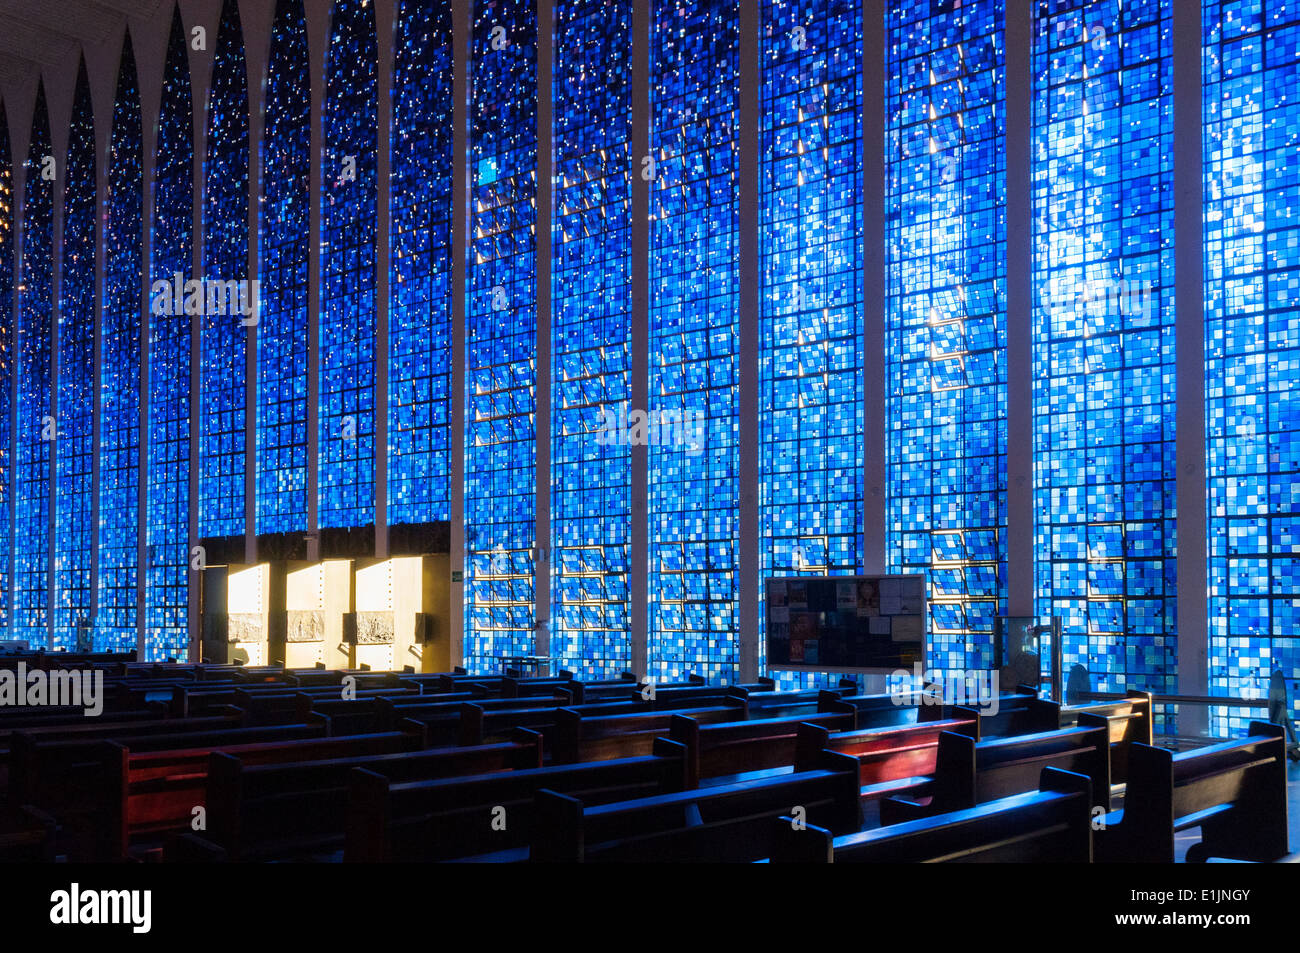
xmin=795 ymin=715 xmax=980 ymax=784
xmin=1108 ymin=721 xmax=1288 ymax=863
xmin=770 ymin=766 xmax=1093 ymax=863
xmin=669 ymin=711 xmax=855 ymax=788
xmin=551 ymin=703 xmax=746 ymax=765
xmin=530 ymin=750 xmax=861 ymax=863
xmin=208 ymin=728 xmax=544 ymax=859
xmin=347 ymin=737 xmax=690 ymax=862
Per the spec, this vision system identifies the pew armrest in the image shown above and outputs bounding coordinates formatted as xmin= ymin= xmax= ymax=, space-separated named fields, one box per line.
xmin=767 ymin=816 xmax=833 ymax=863
xmin=879 ymin=791 xmax=935 ymax=826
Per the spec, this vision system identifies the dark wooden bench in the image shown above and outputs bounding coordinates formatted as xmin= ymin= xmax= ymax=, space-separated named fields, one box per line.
xmin=103 ymin=723 xmax=429 ymax=861
xmin=668 ymin=711 xmax=856 ymax=788
xmin=942 ymin=685 xmax=1044 ymax=738
xmin=206 ymin=729 xmax=544 ymax=860
xmin=448 ymin=693 xmax=749 ymax=749
xmin=551 ymin=703 xmax=748 ymax=765
xmin=1095 ymin=721 xmax=1288 ymax=863
xmin=12 ymin=715 xmax=340 ymax=861
xmin=818 ymin=689 xmax=946 ymax=729
xmin=223 ymin=688 xmax=424 ymax=726
xmin=373 ymin=695 xmax=581 ymax=747
xmin=0 ymin=805 xmax=57 ymax=862
xmin=741 ymin=686 xmax=853 ymax=719
xmin=282 ymin=668 xmax=402 ymax=690
xmin=6 ymin=708 xmax=250 ymax=806
xmin=171 ymin=682 xmax=427 ymax=718
xmin=293 ymin=693 xmax=430 ymax=735
xmin=497 ymin=674 xmax=577 ymax=699
xmin=795 ymin=713 xmax=980 ymax=784
xmin=829 ymin=686 xmax=1043 ymax=736
xmin=529 ymin=750 xmax=861 ymax=862
xmin=555 ymin=671 xmax=639 ymax=704
xmin=0 ymin=704 xmax=168 ymax=763
xmin=346 ymin=739 xmax=691 ymax=862
xmin=1048 ymin=691 xmax=1152 ymax=784
xmin=768 ymin=767 xmax=1093 ymax=863
xmin=879 ymin=719 xmax=1111 ymax=826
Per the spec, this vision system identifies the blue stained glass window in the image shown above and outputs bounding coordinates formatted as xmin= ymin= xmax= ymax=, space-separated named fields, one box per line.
xmin=648 ymin=0 xmax=740 ymax=683
xmin=98 ymin=37 xmax=144 ymax=652
xmin=15 ymin=87 xmax=53 ymax=644
xmin=258 ymin=0 xmax=310 ymax=537
xmin=885 ymin=0 xmax=1007 ymax=681
xmin=55 ymin=66 xmax=96 ymax=649
xmin=550 ymin=0 xmax=633 ymax=679
xmin=464 ymin=0 xmax=539 ymax=672
xmin=146 ymin=14 xmax=192 ymax=659
xmin=389 ymin=0 xmax=454 ymax=528
xmin=319 ymin=0 xmax=378 ymax=531
xmin=761 ymin=0 xmax=864 ymax=690
xmin=0 ymin=109 xmax=11 ymax=635
xmin=1204 ymin=0 xmax=1300 ymax=735
xmin=201 ymin=0 xmax=249 ymax=542
xmin=1033 ymin=0 xmax=1176 ymax=714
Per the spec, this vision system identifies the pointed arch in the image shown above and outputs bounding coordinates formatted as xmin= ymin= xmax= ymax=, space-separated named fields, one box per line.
xmin=146 ymin=10 xmax=194 ymax=658
xmin=14 ymin=85 xmax=53 ymax=643
xmin=318 ymin=0 xmax=379 ymax=534
xmin=55 ymin=62 xmax=97 ymax=649
xmin=257 ymin=0 xmax=311 ymax=537
xmin=463 ymin=0 xmax=540 ymax=671
xmin=200 ymin=0 xmax=249 ymax=547
xmin=388 ymin=0 xmax=453 ymax=529
xmin=98 ymin=31 xmax=144 ymax=652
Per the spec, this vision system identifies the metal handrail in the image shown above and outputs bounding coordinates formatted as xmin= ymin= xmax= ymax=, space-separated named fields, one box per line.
xmin=1072 ymin=690 xmax=1269 ymax=709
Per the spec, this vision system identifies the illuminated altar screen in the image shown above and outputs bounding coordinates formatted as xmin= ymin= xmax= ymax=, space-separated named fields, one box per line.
xmin=765 ymin=575 xmax=926 ymax=673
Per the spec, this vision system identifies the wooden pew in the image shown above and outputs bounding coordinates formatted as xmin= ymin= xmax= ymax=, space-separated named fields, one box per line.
xmin=346 ymin=739 xmax=691 ymax=862
xmin=1095 ymin=721 xmax=1288 ymax=863
xmin=945 ymin=685 xmax=1044 ymax=738
xmin=0 ymin=704 xmax=168 ymax=764
xmin=225 ymin=688 xmax=423 ymax=726
xmin=879 ymin=719 xmax=1111 ymax=826
xmin=282 ymin=668 xmax=403 ymax=690
xmin=13 ymin=717 xmax=339 ymax=861
xmin=498 ymin=674 xmax=576 ymax=699
xmin=0 ymin=805 xmax=57 ymax=862
xmin=1048 ymin=691 xmax=1152 ymax=784
xmin=293 ymin=693 xmax=428 ymax=735
xmin=451 ymin=693 xmax=749 ymax=749
xmin=374 ymin=696 xmax=577 ymax=747
xmin=6 ymin=708 xmax=250 ymax=805
xmin=381 ymin=690 xmax=571 ymax=717
xmin=668 ymin=711 xmax=856 ymax=788
xmin=171 ymin=682 xmax=427 ymax=718
xmin=103 ymin=724 xmax=430 ymax=861
xmin=768 ymin=767 xmax=1093 ymax=863
xmin=794 ymin=713 xmax=980 ymax=783
xmin=206 ymin=729 xmax=544 ymax=860
xmin=557 ymin=671 xmax=639 ymax=704
xmin=832 ymin=686 xmax=1043 ymax=736
xmin=819 ymin=690 xmax=945 ymax=729
xmin=743 ymin=687 xmax=853 ymax=719
xmin=529 ymin=750 xmax=861 ymax=863
xmin=551 ymin=703 xmax=748 ymax=765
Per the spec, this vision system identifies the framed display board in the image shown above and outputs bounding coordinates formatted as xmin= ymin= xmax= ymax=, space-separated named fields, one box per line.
xmin=765 ymin=575 xmax=926 ymax=674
